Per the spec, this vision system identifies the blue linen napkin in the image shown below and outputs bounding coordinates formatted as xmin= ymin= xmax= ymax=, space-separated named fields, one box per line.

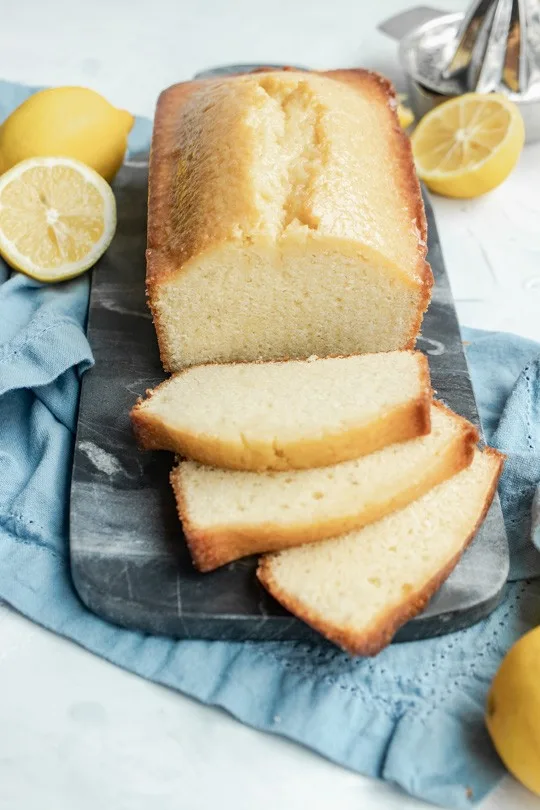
xmin=1 ymin=80 xmax=540 ymax=810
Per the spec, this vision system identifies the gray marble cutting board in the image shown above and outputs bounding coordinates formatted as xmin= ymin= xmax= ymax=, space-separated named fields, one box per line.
xmin=69 ymin=157 xmax=509 ymax=646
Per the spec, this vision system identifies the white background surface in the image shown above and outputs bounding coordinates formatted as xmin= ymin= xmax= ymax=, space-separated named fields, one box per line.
xmin=1 ymin=1 xmax=539 ymax=808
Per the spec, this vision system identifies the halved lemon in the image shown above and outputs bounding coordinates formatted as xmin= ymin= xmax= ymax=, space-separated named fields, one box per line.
xmin=0 ymin=156 xmax=116 ymax=282
xmin=411 ymin=93 xmax=525 ymax=198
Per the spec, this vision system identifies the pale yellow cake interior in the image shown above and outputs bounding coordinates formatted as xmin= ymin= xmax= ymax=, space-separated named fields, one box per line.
xmin=155 ymin=246 xmax=423 ymax=368
xmin=260 ymin=449 xmax=499 ymax=632
xmin=176 ymin=405 xmax=469 ymax=529
xmin=139 ymin=351 xmax=425 ymax=445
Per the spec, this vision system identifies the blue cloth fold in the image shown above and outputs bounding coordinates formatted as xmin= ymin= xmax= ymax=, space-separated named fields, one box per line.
xmin=1 ymin=81 xmax=540 ymax=810
xmin=465 ymin=331 xmax=540 ymax=579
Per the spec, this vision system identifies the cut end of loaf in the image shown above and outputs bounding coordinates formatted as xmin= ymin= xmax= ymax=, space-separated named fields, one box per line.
xmin=150 ymin=242 xmax=429 ymax=371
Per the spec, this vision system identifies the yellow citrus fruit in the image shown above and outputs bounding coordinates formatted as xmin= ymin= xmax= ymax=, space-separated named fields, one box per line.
xmin=0 ymin=86 xmax=133 ymax=181
xmin=411 ymin=93 xmax=525 ymax=198
xmin=486 ymin=626 xmax=540 ymax=796
xmin=397 ymin=95 xmax=414 ymax=129
xmin=0 ymin=156 xmax=116 ymax=283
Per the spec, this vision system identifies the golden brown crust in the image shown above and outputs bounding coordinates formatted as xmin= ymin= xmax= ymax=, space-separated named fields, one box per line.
xmin=146 ymin=78 xmax=209 ymax=265
xmin=130 ymin=352 xmax=432 ymax=471
xmin=257 ymin=447 xmax=504 ymax=656
xmin=430 ymin=398 xmax=480 ymax=443
xmin=324 ymin=69 xmax=432 ymax=306
xmin=134 ymin=395 xmax=430 ymax=471
xmin=172 ymin=410 xmax=478 ymax=571
xmin=146 ymin=67 xmax=433 ymax=365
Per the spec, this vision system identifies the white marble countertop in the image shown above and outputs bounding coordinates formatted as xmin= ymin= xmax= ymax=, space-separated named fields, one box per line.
xmin=1 ymin=0 xmax=540 ymax=807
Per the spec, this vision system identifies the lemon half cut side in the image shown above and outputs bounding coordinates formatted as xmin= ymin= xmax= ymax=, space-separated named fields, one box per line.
xmin=0 ymin=156 xmax=116 ymax=283
xmin=411 ymin=93 xmax=525 ymax=198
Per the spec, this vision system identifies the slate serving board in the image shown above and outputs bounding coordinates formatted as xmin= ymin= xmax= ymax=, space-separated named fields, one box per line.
xmin=69 ymin=134 xmax=509 ymax=648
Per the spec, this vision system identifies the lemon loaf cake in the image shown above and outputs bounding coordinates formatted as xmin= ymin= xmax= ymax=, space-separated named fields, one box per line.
xmin=147 ymin=68 xmax=432 ymax=371
xmin=172 ymin=403 xmax=478 ymax=571
xmin=130 ymin=351 xmax=431 ymax=471
xmin=257 ymin=447 xmax=504 ymax=656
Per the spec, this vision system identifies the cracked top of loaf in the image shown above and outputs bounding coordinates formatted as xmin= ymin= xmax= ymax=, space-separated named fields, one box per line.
xmin=146 ymin=68 xmax=430 ymax=290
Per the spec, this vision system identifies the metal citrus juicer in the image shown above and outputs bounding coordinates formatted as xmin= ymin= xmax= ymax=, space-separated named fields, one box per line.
xmin=380 ymin=0 xmax=540 ymax=141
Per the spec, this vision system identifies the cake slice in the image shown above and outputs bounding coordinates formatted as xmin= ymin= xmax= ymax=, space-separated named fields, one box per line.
xmin=172 ymin=403 xmax=478 ymax=571
xmin=257 ymin=447 xmax=504 ymax=656
xmin=147 ymin=69 xmax=432 ymax=371
xmin=131 ymin=351 xmax=431 ymax=471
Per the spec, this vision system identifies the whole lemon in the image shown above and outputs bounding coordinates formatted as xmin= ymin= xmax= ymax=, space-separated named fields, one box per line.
xmin=486 ymin=626 xmax=540 ymax=796
xmin=0 ymin=86 xmax=133 ymax=181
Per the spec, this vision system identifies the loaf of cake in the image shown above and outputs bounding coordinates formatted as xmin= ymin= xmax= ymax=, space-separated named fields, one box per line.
xmin=147 ymin=68 xmax=433 ymax=371
xmin=171 ymin=403 xmax=478 ymax=571
xmin=258 ymin=447 xmax=504 ymax=656
xmin=130 ymin=351 xmax=431 ymax=470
